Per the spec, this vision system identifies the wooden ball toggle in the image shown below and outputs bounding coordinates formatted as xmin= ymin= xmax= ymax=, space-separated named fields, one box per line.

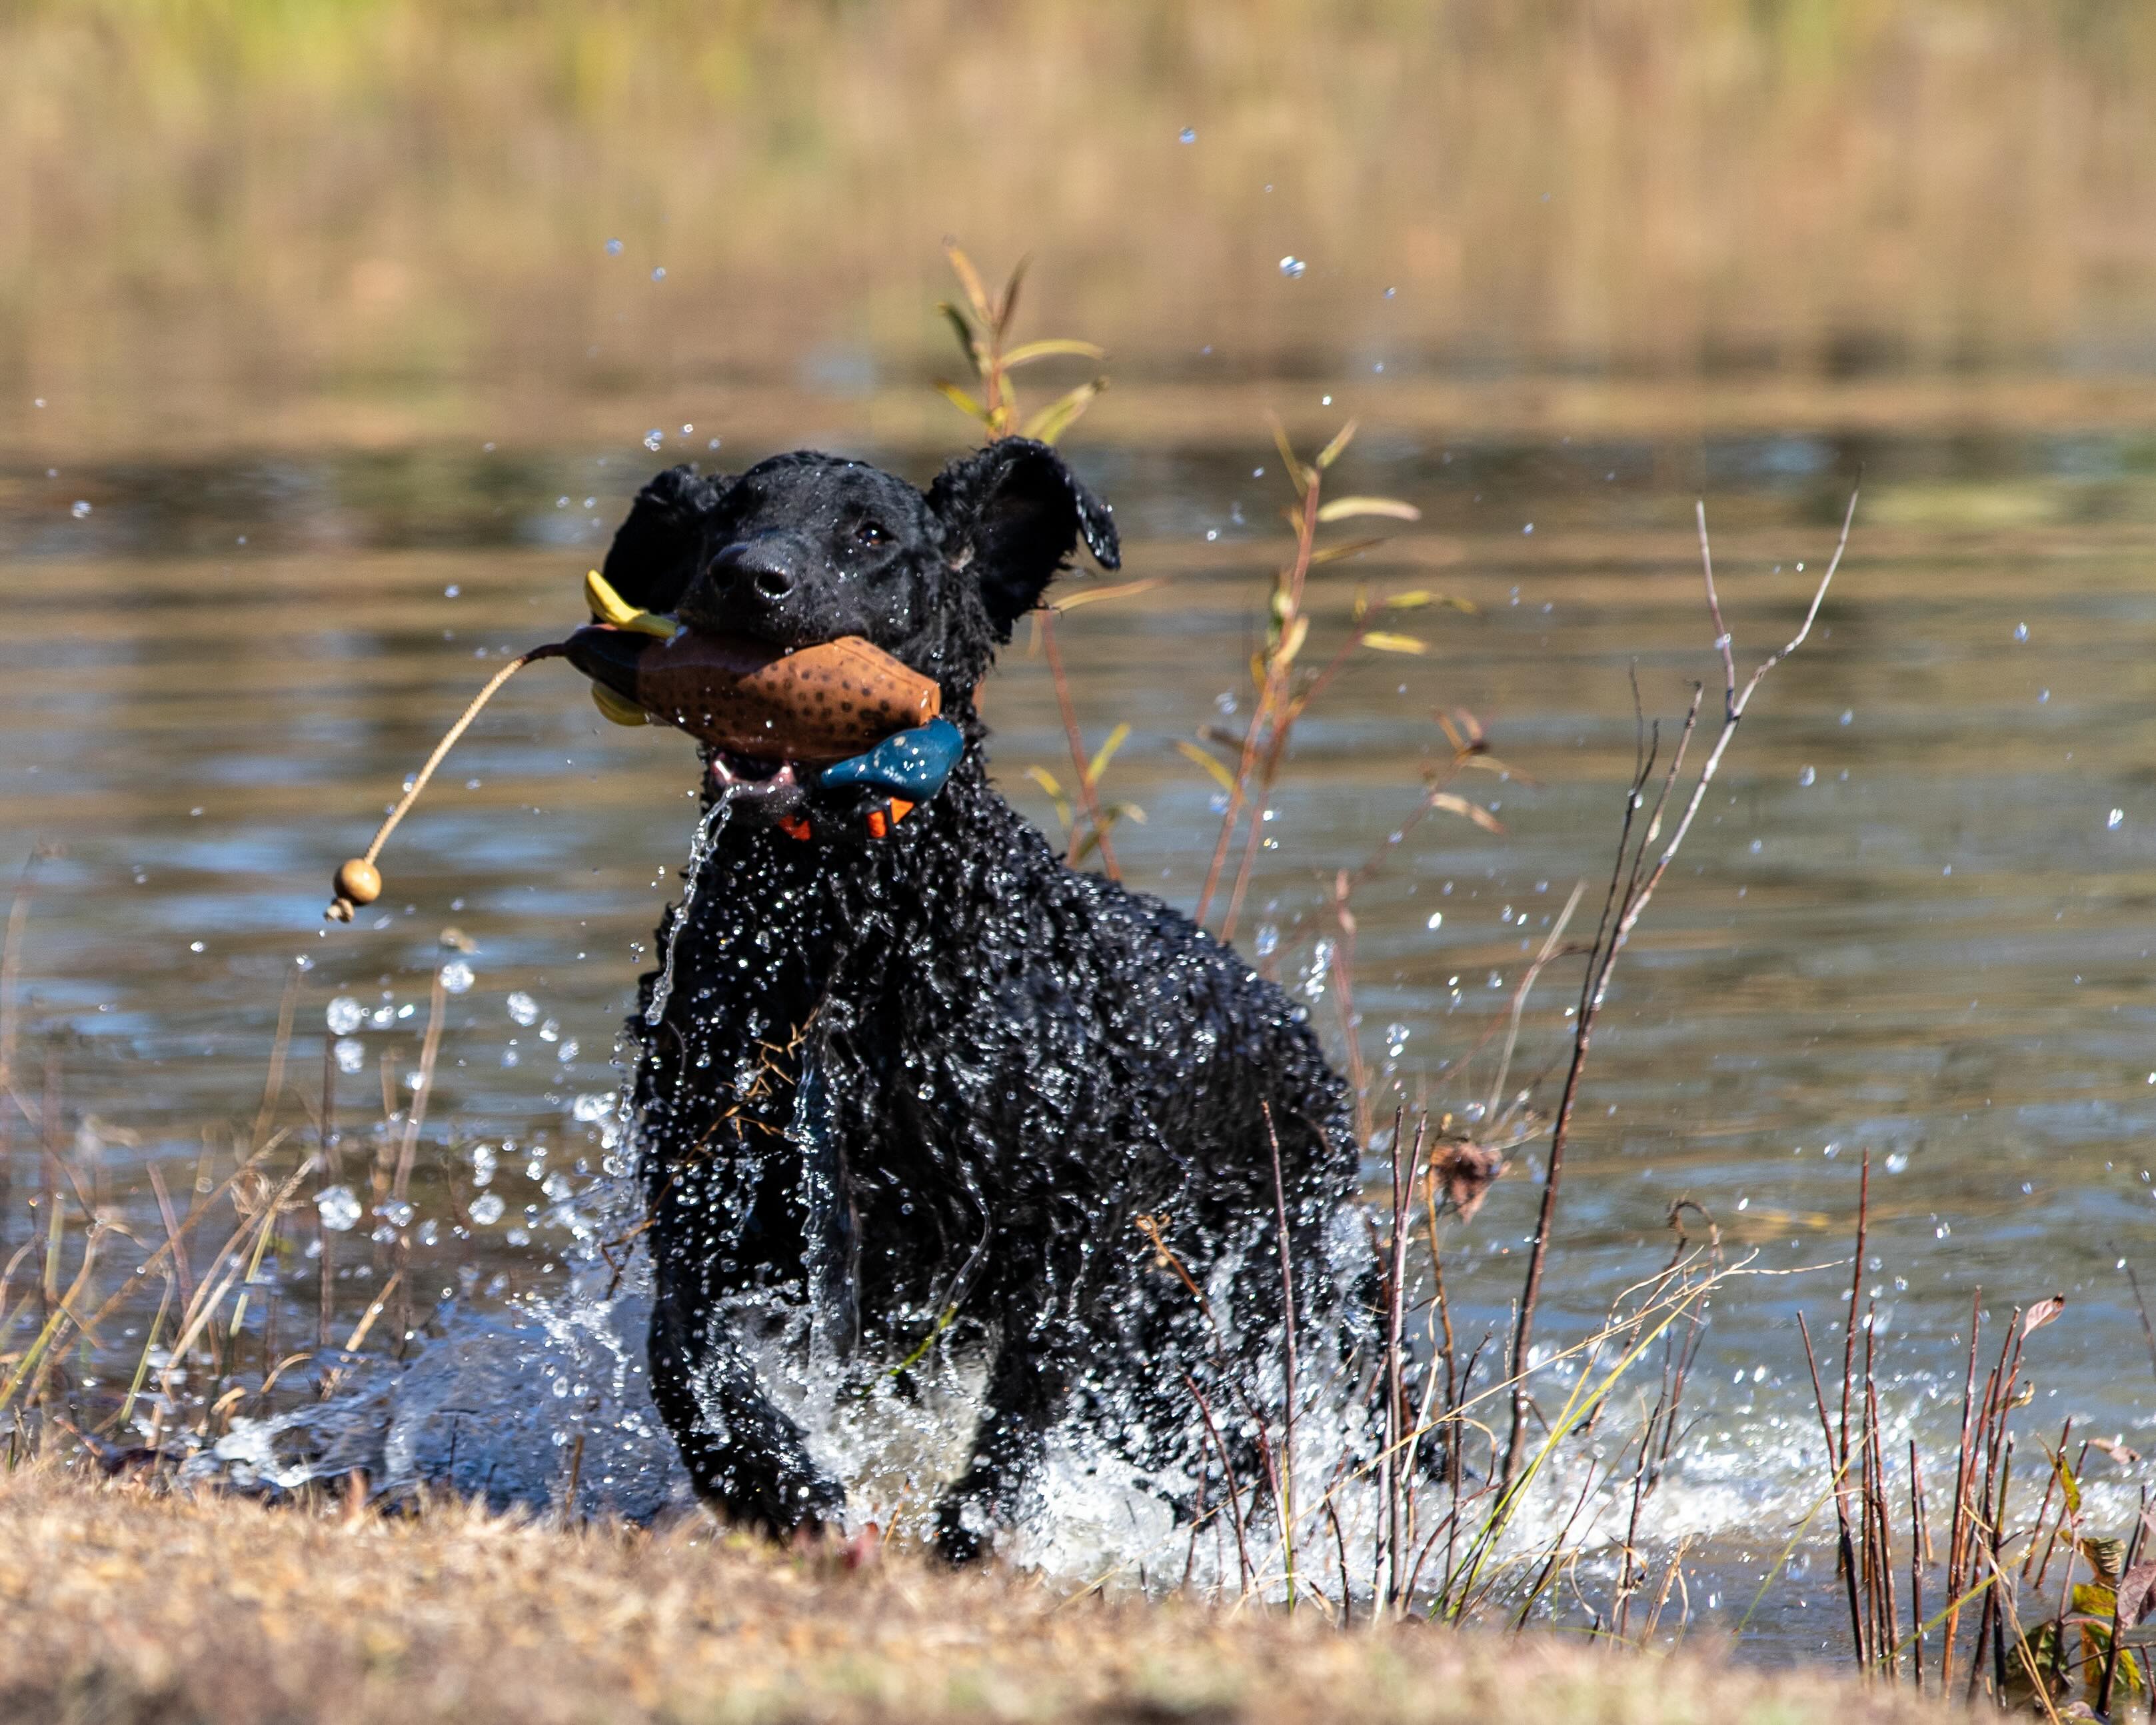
xmin=326 ymin=857 xmax=383 ymax=923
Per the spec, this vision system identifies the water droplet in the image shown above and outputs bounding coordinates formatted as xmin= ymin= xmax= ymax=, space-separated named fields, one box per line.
xmin=70 ymin=500 xmax=91 ymax=519
xmin=1522 ymin=523 xmax=1534 ymax=535
xmin=507 ymin=991 xmax=540 ymax=1026
xmin=2014 ymin=622 xmax=2029 ymax=642
xmin=327 ymin=996 xmax=366 ymax=1035
xmin=188 ymin=940 xmax=205 ymax=953
xmin=315 ymin=1185 xmax=361 ymax=1231
xmin=1278 ymin=255 xmax=1307 ymax=279
xmin=1797 ymin=765 xmax=1815 ymax=786
xmin=2109 ymin=808 xmax=2125 ymax=830
xmin=334 ymin=1037 xmax=365 ymax=1074
xmin=650 ymin=266 xmax=666 ymax=281
xmin=604 ymin=238 xmax=623 ymax=255
xmin=643 ymin=429 xmax=664 ymax=452
xmin=1426 ymin=911 xmax=1444 ymax=930
xmin=1839 ymin=709 xmax=1853 ymax=726
xmin=439 ymin=960 xmax=475 ymax=994
xmin=1178 ymin=127 xmax=1196 ymax=143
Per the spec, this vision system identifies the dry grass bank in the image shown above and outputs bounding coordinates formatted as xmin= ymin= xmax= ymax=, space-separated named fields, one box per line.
xmin=6 ymin=0 xmax=2156 ymax=424
xmin=0 ymin=1462 xmax=1959 ymax=1725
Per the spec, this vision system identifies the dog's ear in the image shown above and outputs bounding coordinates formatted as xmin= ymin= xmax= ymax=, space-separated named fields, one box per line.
xmin=600 ymin=465 xmax=725 ymax=615
xmin=927 ymin=439 xmax=1120 ymax=637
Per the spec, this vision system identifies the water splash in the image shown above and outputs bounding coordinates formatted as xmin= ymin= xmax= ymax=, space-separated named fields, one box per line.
xmin=642 ymin=790 xmax=736 ymax=1025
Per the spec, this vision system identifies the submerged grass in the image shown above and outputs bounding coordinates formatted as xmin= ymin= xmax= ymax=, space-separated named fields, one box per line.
xmin=0 ymin=1458 xmax=1966 ymax=1725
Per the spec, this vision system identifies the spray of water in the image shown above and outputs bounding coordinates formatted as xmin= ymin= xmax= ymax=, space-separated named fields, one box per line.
xmin=642 ymin=790 xmax=736 ymax=1025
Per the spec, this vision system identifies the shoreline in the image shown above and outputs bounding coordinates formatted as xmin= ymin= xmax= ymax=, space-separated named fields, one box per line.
xmin=0 ymin=1460 xmax=1957 ymax=1725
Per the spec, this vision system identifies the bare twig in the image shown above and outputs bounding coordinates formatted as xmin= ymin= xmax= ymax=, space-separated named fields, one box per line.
xmin=1500 ymin=490 xmax=1857 ymax=1492
xmin=1040 ymin=611 xmax=1120 ymax=881
xmin=2127 ymin=1264 xmax=2156 ymax=1388
xmin=391 ymin=960 xmax=449 ymax=1204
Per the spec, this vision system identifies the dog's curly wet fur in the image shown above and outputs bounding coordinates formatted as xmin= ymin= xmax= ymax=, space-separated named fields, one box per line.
xmin=605 ymin=440 xmax=1369 ymax=1560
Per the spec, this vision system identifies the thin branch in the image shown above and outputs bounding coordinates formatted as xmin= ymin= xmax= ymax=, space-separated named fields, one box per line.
xmin=1499 ymin=489 xmax=1857 ymax=1491
xmin=1698 ymin=502 xmax=1737 ymax=719
xmin=1040 ymin=611 xmax=1121 ymax=881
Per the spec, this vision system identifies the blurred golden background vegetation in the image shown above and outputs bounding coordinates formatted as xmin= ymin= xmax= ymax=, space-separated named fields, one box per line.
xmin=5 ymin=0 xmax=2156 ymax=456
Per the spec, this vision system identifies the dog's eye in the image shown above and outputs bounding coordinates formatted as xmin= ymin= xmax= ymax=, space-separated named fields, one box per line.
xmin=854 ymin=520 xmax=889 ymax=550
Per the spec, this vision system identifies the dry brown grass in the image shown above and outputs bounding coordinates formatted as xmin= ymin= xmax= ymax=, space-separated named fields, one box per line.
xmin=0 ymin=1460 xmax=1967 ymax=1725
xmin=7 ymin=0 xmax=2156 ymax=435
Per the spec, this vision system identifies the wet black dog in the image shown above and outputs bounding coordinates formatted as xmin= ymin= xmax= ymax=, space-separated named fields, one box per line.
xmin=605 ymin=441 xmax=1366 ymax=1559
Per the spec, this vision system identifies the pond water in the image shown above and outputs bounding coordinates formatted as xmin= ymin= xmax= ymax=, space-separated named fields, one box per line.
xmin=6 ymin=389 xmax=2156 ymax=1657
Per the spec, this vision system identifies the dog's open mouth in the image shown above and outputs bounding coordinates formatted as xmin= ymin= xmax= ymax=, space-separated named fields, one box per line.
xmin=708 ymin=749 xmax=798 ymax=788
xmin=703 ymin=745 xmax=812 ymax=828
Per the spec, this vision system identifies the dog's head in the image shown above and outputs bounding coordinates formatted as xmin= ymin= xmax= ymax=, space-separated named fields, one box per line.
xmin=603 ymin=440 xmax=1117 ymax=691
xmin=597 ymin=441 xmax=1118 ymax=825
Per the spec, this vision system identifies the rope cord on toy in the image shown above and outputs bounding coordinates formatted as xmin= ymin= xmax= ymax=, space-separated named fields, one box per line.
xmin=325 ymin=642 xmax=568 ymax=922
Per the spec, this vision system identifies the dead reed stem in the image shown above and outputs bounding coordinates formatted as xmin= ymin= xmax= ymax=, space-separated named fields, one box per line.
xmin=1798 ymin=1309 xmax=1869 ymax=1671
xmin=391 ymin=962 xmax=449 ymax=1204
xmin=1040 ymin=612 xmax=1121 ymax=882
xmin=1500 ymin=490 xmax=1859 ymax=1494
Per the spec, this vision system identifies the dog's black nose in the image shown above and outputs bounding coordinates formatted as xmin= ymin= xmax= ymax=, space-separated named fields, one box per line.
xmin=713 ymin=536 xmax=797 ymax=601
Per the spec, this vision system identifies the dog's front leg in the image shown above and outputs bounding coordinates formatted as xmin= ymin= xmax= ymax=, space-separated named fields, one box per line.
xmin=932 ymin=1309 xmax=1081 ymax=1562
xmin=647 ymin=1282 xmax=846 ymax=1538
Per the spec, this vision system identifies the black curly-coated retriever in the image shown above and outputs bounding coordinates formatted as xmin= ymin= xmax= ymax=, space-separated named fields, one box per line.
xmin=604 ymin=441 xmax=1368 ymax=1560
